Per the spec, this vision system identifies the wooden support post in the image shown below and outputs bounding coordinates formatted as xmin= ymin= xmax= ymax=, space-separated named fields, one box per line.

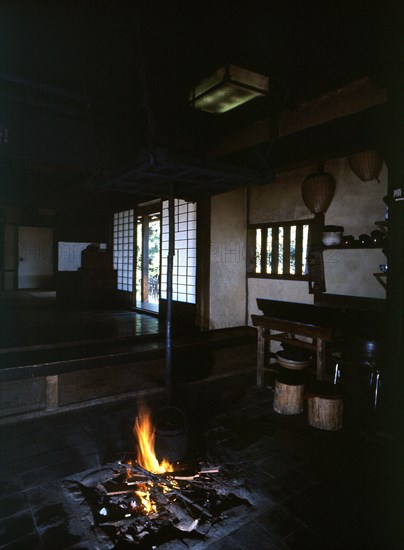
xmin=316 ymin=338 xmax=326 ymax=381
xmin=45 ymin=375 xmax=59 ymax=410
xmin=257 ymin=326 xmax=265 ymax=388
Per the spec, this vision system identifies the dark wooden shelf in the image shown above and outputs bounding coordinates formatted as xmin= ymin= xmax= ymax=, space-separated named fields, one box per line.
xmin=373 ymin=272 xmax=387 ymax=290
xmin=322 ymin=243 xmax=382 ymax=250
xmin=375 ymin=220 xmax=388 ymax=234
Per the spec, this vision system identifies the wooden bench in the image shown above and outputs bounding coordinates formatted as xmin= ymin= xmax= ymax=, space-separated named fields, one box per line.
xmin=251 ymin=297 xmax=385 ymax=388
xmin=251 ymin=313 xmax=335 ymax=385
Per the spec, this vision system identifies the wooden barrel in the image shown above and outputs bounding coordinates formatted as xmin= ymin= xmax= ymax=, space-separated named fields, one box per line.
xmin=308 ymin=395 xmax=343 ymax=430
xmin=273 ymin=380 xmax=304 ymax=415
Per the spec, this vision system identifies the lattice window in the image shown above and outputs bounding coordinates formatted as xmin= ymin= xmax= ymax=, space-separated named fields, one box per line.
xmin=113 ymin=209 xmax=134 ymax=291
xmin=248 ymin=220 xmax=311 ymax=280
xmin=161 ymin=199 xmax=196 ymax=303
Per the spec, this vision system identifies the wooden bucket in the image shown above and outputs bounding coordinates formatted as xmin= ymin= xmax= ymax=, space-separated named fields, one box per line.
xmin=308 ymin=395 xmax=343 ymax=430
xmin=274 ymin=380 xmax=304 ymax=415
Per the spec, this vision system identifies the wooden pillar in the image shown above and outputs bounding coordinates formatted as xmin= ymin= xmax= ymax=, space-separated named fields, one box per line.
xmin=316 ymin=338 xmax=326 ymax=381
xmin=308 ymin=213 xmax=326 ymax=294
xmin=142 ymin=217 xmax=150 ymax=302
xmin=381 ymin=26 xmax=404 ymax=434
xmin=196 ymin=198 xmax=211 ymax=331
xmin=257 ymin=326 xmax=265 ymax=388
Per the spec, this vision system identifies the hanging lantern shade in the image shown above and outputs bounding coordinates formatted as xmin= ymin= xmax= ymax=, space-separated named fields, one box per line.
xmin=301 ymin=172 xmax=336 ymax=214
xmin=190 ymin=65 xmax=269 ymax=113
xmin=348 ymin=149 xmax=383 ymax=181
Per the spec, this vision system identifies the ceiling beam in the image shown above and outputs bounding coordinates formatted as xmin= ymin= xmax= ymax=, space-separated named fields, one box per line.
xmin=220 ymin=103 xmax=388 ymax=174
xmin=207 ymin=77 xmax=387 ymax=160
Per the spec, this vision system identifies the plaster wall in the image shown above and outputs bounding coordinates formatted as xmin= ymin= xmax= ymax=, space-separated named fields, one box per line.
xmin=248 ymin=279 xmax=313 ymax=320
xmin=247 ymin=155 xmax=387 ymax=322
xmin=323 ymin=157 xmax=387 ymax=240
xmin=248 ymin=166 xmax=318 ymax=315
xmin=323 ymin=248 xmax=385 ymax=298
xmin=209 ymin=188 xmax=247 ymax=329
xmin=249 ymin=165 xmax=316 ymax=224
xmin=322 ymin=156 xmax=387 ymax=298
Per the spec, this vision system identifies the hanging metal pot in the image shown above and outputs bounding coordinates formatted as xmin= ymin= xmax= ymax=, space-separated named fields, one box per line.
xmin=348 ymin=149 xmax=383 ymax=182
xmin=301 ymin=172 xmax=336 ymax=214
xmin=154 ymin=407 xmax=188 ymax=463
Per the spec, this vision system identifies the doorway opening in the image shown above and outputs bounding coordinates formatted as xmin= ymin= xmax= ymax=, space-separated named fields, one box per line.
xmin=113 ymin=198 xmax=197 ymax=317
xmin=18 ymin=226 xmax=54 ymax=289
xmin=136 ymin=205 xmax=161 ymax=314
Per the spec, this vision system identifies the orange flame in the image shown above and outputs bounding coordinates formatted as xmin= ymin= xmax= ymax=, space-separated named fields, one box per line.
xmin=134 ymin=483 xmax=157 ymax=514
xmin=134 ymin=405 xmax=173 ymax=474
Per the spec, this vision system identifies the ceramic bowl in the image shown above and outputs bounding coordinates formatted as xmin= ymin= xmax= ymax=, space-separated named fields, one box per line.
xmin=359 ymin=234 xmax=371 ymax=246
xmin=322 ymin=225 xmax=343 ymax=246
xmin=371 ymin=230 xmax=384 ymax=246
xmin=322 ymin=232 xmax=342 ymax=246
xmin=341 ymin=235 xmax=355 ymax=246
xmin=276 ymin=351 xmax=309 ymax=370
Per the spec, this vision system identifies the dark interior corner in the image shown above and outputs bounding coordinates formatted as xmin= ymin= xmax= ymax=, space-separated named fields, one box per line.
xmin=0 ymin=1 xmax=403 ymax=548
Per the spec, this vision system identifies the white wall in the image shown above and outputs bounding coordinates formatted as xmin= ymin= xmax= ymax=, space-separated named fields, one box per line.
xmin=209 ymin=188 xmax=247 ymax=329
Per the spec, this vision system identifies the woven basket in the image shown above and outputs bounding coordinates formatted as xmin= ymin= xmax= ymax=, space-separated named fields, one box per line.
xmin=302 ymin=172 xmax=336 ymax=214
xmin=348 ymin=149 xmax=383 ymax=181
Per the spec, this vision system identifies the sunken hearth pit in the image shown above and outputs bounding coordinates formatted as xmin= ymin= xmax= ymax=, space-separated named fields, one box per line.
xmin=62 ymin=406 xmax=259 ymax=549
xmin=63 ymin=458 xmax=254 ymax=549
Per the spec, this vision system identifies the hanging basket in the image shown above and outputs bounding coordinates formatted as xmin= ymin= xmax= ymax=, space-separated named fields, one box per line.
xmin=301 ymin=172 xmax=336 ymax=214
xmin=348 ymin=149 xmax=383 ymax=182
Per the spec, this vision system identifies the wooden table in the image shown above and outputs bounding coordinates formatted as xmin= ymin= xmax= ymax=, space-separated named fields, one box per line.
xmin=251 ymin=314 xmax=335 ymax=386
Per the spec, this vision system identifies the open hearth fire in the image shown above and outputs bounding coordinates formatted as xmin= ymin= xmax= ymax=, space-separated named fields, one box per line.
xmin=63 ymin=405 xmax=252 ymax=549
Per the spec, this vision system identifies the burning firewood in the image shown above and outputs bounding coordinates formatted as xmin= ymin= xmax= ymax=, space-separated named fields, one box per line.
xmin=64 ymin=460 xmax=252 ymax=548
xmin=119 ymin=461 xmax=214 ymax=518
xmin=63 ymin=405 xmax=252 ymax=547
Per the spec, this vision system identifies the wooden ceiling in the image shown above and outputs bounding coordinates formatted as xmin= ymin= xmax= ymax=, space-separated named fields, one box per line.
xmin=1 ymin=0 xmax=401 ymax=205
